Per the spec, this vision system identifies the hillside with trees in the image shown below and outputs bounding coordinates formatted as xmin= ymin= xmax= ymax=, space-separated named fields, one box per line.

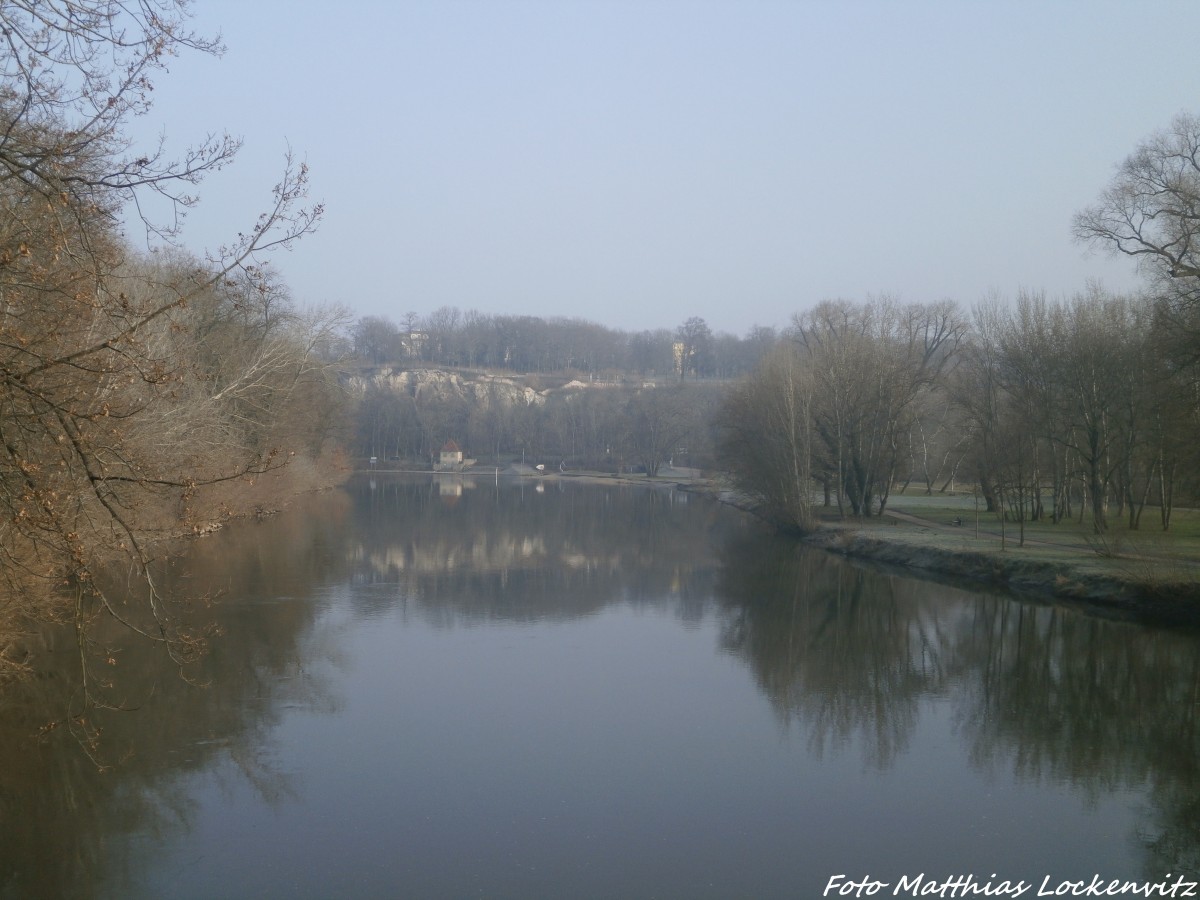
xmin=344 ymin=312 xmax=772 ymax=474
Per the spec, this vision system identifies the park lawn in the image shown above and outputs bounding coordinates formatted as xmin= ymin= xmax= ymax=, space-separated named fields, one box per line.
xmin=823 ymin=491 xmax=1200 ymax=592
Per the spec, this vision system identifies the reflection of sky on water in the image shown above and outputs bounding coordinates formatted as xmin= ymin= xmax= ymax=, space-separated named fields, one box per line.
xmin=2 ymin=475 xmax=1197 ymax=897
xmin=129 ymin=601 xmax=1151 ymax=899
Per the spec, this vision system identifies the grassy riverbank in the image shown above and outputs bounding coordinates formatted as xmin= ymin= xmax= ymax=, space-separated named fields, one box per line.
xmin=666 ymin=471 xmax=1200 ymax=624
xmin=801 ymin=492 xmax=1200 ymax=626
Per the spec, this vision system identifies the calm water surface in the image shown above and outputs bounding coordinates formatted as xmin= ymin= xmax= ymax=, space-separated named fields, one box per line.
xmin=1 ymin=475 xmax=1198 ymax=898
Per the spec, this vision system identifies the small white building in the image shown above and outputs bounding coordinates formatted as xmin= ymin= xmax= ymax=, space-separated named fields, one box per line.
xmin=436 ymin=440 xmax=464 ymax=471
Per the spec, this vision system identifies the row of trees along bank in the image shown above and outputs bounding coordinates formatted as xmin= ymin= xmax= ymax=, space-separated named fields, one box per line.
xmin=719 ymin=112 xmax=1200 ymax=538
xmin=0 ymin=1 xmax=343 ymax=689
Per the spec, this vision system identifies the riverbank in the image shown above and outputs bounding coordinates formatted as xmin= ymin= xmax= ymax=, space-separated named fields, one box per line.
xmin=775 ymin=492 xmax=1200 ymax=627
xmin=803 ymin=517 xmax=1200 ymax=626
xmin=657 ymin=471 xmax=1200 ymax=625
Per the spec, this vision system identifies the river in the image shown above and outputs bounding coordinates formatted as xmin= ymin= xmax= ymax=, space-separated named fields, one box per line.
xmin=1 ymin=474 xmax=1197 ymax=898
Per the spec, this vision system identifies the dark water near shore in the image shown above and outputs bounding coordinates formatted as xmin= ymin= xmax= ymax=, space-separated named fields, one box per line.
xmin=1 ymin=474 xmax=1198 ymax=898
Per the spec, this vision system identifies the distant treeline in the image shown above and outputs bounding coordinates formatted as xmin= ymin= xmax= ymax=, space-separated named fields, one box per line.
xmin=354 ymin=371 xmax=724 ymax=476
xmin=349 ymin=309 xmax=779 ymax=380
xmin=344 ymin=310 xmax=776 ymax=475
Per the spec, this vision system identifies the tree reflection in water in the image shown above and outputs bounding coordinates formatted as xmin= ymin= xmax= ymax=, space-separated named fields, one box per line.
xmin=715 ymin=530 xmax=1200 ymax=875
xmin=1 ymin=475 xmax=1198 ymax=895
xmin=344 ymin=476 xmax=735 ymax=626
xmin=0 ymin=490 xmax=355 ymax=897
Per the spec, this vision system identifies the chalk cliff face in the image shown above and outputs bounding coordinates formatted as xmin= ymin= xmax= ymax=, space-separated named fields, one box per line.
xmin=345 ymin=368 xmax=548 ymax=408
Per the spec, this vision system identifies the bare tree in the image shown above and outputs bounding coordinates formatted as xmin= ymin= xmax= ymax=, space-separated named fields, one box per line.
xmin=716 ymin=345 xmax=814 ymax=531
xmin=1074 ymin=112 xmax=1200 ymax=368
xmin=352 ymin=316 xmax=402 ymax=365
xmin=422 ymin=306 xmax=462 ymax=365
xmin=628 ymin=329 xmax=674 ymax=377
xmin=674 ymin=316 xmax=712 ymax=379
xmin=792 ymin=298 xmax=965 ymax=517
xmin=621 ymin=385 xmax=697 ymax=477
xmin=0 ymin=0 xmax=324 ymax=714
xmin=1074 ymin=112 xmax=1200 ymax=282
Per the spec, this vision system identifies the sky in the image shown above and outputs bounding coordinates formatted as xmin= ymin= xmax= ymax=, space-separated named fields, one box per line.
xmin=125 ymin=0 xmax=1200 ymax=336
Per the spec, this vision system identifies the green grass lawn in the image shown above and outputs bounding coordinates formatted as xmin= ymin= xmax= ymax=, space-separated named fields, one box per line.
xmin=823 ymin=490 xmax=1200 ymax=587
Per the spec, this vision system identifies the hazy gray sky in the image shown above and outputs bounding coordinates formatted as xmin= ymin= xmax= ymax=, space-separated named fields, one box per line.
xmin=131 ymin=0 xmax=1200 ymax=336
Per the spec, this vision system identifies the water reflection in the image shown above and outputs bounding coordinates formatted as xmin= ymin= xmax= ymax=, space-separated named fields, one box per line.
xmin=0 ymin=475 xmax=1197 ymax=897
xmin=715 ymin=530 xmax=1200 ymax=874
xmin=949 ymin=600 xmax=1200 ymax=874
xmin=345 ymin=477 xmax=730 ymax=626
xmin=0 ymin=491 xmax=355 ymax=898
xmin=716 ymin=534 xmax=952 ymax=767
